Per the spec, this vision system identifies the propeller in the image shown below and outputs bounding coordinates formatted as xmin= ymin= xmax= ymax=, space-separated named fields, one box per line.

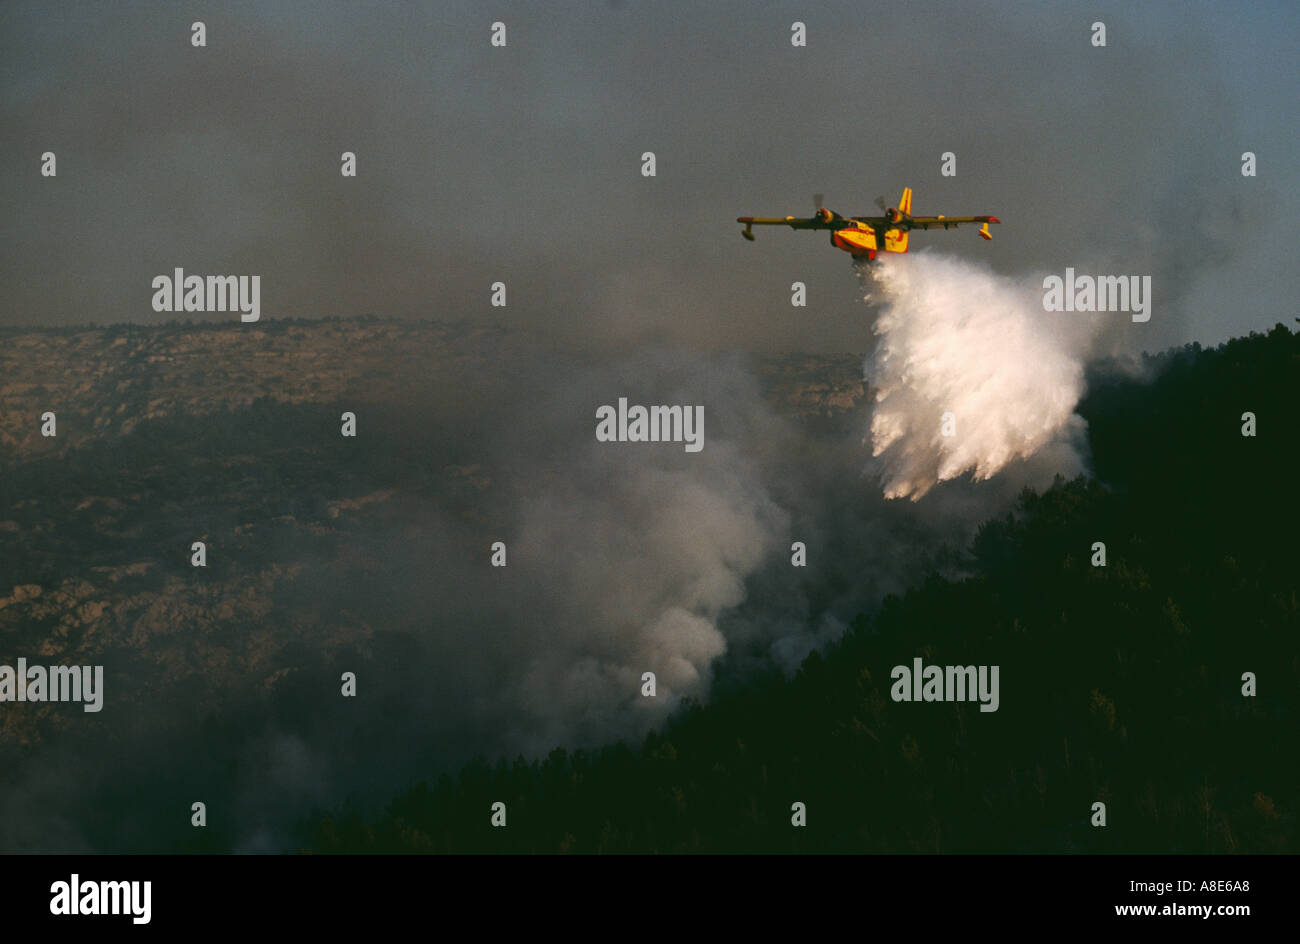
xmin=874 ymin=195 xmax=887 ymax=212
xmin=813 ymin=193 xmax=824 ymax=211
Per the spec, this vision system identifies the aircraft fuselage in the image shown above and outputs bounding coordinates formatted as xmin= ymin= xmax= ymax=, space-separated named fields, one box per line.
xmin=831 ymin=221 xmax=908 ymax=259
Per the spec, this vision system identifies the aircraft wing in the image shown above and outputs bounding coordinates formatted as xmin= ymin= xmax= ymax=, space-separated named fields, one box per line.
xmin=906 ymin=216 xmax=1000 ymax=230
xmin=736 ymin=215 xmax=835 ymax=231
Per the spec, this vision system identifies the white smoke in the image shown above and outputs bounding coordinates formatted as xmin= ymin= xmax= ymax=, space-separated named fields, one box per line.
xmin=859 ymin=252 xmax=1096 ymax=500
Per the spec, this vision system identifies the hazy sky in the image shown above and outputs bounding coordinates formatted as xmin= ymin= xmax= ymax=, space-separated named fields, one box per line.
xmin=3 ymin=0 xmax=1296 ymax=851
xmin=2 ymin=0 xmax=1296 ymax=353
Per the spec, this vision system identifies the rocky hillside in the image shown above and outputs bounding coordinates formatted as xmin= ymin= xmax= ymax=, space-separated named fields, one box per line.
xmin=0 ymin=319 xmax=866 ymax=773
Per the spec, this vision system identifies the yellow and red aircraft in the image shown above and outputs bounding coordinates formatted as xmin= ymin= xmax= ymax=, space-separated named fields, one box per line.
xmin=737 ymin=187 xmax=999 ymax=260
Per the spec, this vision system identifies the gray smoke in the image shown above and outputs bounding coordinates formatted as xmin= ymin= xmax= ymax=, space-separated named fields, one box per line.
xmin=0 ymin=332 xmax=1065 ymax=851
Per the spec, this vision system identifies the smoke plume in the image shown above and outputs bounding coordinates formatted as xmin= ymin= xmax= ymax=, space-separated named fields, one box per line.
xmin=0 ymin=307 xmax=1098 ymax=852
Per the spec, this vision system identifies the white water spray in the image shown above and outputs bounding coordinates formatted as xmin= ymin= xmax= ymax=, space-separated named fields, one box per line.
xmin=859 ymin=252 xmax=1095 ymax=500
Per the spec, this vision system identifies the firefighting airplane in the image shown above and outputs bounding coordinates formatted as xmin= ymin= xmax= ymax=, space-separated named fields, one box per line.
xmin=737 ymin=187 xmax=999 ymax=260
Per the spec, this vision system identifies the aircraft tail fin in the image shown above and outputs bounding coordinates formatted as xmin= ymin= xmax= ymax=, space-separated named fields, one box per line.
xmin=898 ymin=187 xmax=913 ymax=216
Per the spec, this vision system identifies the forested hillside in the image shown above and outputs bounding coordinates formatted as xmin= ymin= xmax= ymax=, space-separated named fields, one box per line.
xmin=300 ymin=324 xmax=1299 ymax=854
